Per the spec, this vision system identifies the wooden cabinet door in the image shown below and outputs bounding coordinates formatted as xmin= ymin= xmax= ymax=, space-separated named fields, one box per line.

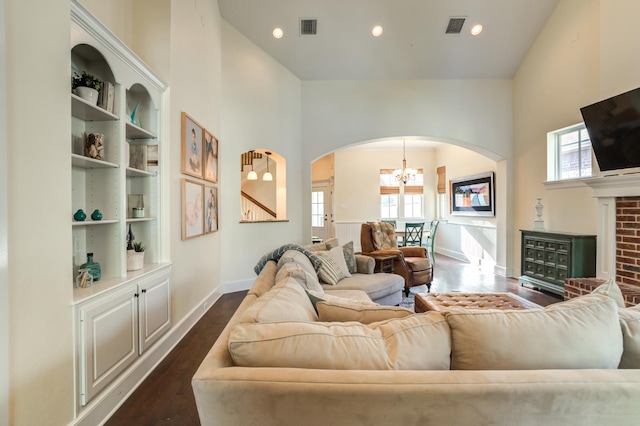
xmin=138 ymin=269 xmax=171 ymax=354
xmin=78 ymin=284 xmax=138 ymax=406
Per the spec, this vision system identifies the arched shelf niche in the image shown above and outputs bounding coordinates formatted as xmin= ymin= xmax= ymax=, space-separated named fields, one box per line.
xmin=240 ymin=149 xmax=287 ymax=222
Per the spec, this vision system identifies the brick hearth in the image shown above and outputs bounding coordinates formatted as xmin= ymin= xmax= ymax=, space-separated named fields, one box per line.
xmin=565 ymin=196 xmax=640 ymax=307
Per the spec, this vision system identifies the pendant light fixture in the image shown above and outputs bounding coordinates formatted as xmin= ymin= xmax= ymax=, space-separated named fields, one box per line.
xmin=393 ymin=140 xmax=417 ymax=185
xmin=263 ymin=152 xmax=273 ymax=181
xmin=247 ymin=150 xmax=258 ymax=180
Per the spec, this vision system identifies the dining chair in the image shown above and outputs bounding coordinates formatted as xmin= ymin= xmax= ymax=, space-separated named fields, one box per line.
xmin=403 ymin=222 xmax=424 ymax=247
xmin=425 ymin=220 xmax=440 ymax=263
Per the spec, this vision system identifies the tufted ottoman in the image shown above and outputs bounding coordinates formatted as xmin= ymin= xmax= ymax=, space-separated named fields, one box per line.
xmin=414 ymin=292 xmax=541 ymax=313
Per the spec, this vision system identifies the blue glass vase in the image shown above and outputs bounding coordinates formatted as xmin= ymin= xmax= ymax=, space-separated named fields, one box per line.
xmin=80 ymin=252 xmax=101 ymax=282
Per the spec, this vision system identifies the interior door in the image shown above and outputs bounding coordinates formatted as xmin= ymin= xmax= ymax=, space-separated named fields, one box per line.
xmin=312 ymin=180 xmax=333 ymax=242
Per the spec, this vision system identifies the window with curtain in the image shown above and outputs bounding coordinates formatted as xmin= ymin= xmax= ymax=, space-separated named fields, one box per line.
xmin=380 ymin=169 xmax=423 ymax=219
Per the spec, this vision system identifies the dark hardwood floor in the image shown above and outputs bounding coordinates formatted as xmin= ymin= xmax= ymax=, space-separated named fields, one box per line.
xmin=105 ymin=254 xmax=562 ymax=425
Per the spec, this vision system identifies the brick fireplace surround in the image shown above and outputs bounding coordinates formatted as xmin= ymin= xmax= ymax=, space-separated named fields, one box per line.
xmin=565 ymin=196 xmax=640 ymax=306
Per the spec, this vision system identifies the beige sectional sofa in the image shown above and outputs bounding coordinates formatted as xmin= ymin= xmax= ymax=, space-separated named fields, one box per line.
xmin=192 ymin=251 xmax=640 ymax=426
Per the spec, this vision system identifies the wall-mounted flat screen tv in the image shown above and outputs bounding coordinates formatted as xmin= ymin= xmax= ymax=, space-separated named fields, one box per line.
xmin=580 ymin=87 xmax=640 ymax=172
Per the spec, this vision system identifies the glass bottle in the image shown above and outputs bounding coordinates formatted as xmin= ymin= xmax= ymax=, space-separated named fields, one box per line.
xmin=126 ymin=224 xmax=135 ymax=250
xmin=80 ymin=252 xmax=101 ymax=282
xmin=75 ymin=268 xmax=93 ymax=288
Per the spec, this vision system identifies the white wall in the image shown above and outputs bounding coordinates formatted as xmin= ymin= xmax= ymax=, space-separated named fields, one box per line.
xmin=301 ymin=79 xmax=513 ymax=271
xmin=5 ymin=0 xmax=74 ymax=424
xmin=220 ymin=21 xmax=303 ymax=289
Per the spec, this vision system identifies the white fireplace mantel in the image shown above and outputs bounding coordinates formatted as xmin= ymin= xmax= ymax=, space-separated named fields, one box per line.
xmin=583 ymin=173 xmax=640 ymax=198
xmin=582 ymin=173 xmax=640 ymax=281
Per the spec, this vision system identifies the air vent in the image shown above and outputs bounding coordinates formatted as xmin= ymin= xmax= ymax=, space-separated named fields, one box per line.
xmin=300 ymin=18 xmax=317 ymax=36
xmin=445 ymin=17 xmax=466 ymax=35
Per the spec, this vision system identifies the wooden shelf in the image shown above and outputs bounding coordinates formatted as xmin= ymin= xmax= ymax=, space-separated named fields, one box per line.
xmin=71 ymin=94 xmax=118 ymax=121
xmin=72 ymin=153 xmax=118 ymax=169
xmin=126 ymin=121 xmax=156 ymax=139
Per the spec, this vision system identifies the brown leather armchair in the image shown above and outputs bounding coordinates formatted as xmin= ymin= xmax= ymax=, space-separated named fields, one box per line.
xmin=360 ymin=222 xmax=433 ymax=294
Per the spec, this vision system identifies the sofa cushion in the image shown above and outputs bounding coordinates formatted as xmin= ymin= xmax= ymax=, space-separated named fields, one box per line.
xmin=304 ymin=237 xmax=339 ymax=252
xmin=619 ymin=305 xmax=640 ymax=368
xmin=228 ymin=312 xmax=450 ymax=370
xmin=277 ymin=250 xmax=324 ymax=293
xmin=322 ymin=272 xmax=404 ymax=302
xmin=591 ymin=277 xmax=626 ymax=308
xmin=317 ymin=298 xmax=413 ymax=324
xmin=316 ymin=246 xmax=351 ymax=285
xmin=276 ymin=261 xmax=324 ymax=294
xmin=239 ymin=276 xmax=318 ymax=324
xmin=322 ymin=289 xmax=372 ymax=301
xmin=446 ymin=294 xmax=623 ymax=370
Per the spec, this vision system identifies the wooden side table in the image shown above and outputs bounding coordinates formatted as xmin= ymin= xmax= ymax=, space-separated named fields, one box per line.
xmin=369 ymin=254 xmax=395 ymax=273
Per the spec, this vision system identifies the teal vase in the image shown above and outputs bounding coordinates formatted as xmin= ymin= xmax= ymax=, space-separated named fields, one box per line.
xmin=74 ymin=209 xmax=86 ymax=221
xmin=80 ymin=252 xmax=101 ymax=282
xmin=91 ymin=209 xmax=103 ymax=221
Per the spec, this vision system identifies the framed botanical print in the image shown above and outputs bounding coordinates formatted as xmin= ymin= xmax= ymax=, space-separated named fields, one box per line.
xmin=181 ymin=112 xmax=203 ymax=178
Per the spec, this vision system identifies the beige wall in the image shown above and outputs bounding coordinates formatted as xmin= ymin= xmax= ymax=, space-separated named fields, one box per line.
xmin=333 ymin=148 xmax=436 ymax=223
xmin=6 ymin=0 xmax=74 ymax=424
xmin=312 ymin=153 xmax=334 ymax=182
xmin=512 ymin=0 xmax=640 ymax=276
xmin=168 ymin=0 xmax=222 ymax=331
xmin=220 ymin=22 xmax=303 ymax=288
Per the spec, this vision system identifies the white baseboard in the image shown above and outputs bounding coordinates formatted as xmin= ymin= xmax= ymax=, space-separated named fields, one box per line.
xmin=223 ymin=278 xmax=253 ymax=294
xmin=437 ymin=248 xmax=469 ymax=263
xmin=494 ymin=265 xmax=513 ymax=277
xmin=70 ymin=286 xmax=223 ymax=426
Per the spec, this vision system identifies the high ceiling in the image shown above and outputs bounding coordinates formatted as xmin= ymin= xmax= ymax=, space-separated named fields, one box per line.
xmin=218 ymin=0 xmax=560 ymax=81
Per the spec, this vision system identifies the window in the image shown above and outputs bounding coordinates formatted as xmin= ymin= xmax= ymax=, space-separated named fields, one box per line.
xmin=547 ymin=123 xmax=592 ymax=181
xmin=311 ymin=191 xmax=324 ymax=227
xmin=380 ymin=169 xmax=423 ymax=219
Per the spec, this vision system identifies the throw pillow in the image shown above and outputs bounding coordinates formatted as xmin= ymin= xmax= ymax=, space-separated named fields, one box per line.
xmin=316 ymin=246 xmax=352 ymax=285
xmin=618 ymin=306 xmax=640 ymax=368
xmin=341 ymin=241 xmax=358 ymax=274
xmin=317 ymin=299 xmax=413 ymax=324
xmin=591 ymin=278 xmax=626 ymax=308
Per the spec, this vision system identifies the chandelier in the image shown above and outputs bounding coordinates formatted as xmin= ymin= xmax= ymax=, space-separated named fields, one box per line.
xmin=393 ymin=140 xmax=417 ymax=184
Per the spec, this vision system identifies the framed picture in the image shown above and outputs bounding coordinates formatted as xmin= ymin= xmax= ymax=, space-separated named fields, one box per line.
xmin=203 ymin=130 xmax=218 ymax=183
xmin=204 ymin=184 xmax=218 ymax=234
xmin=182 ymin=179 xmax=204 ymax=240
xmin=181 ymin=112 xmax=203 ymax=178
xmin=450 ymin=171 xmax=495 ymax=217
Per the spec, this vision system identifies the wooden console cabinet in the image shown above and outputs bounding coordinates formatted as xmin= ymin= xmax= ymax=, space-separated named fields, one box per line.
xmin=519 ymin=229 xmax=596 ymax=296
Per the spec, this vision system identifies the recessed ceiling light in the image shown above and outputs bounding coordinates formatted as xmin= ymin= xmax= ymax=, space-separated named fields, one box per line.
xmin=471 ymin=24 xmax=483 ymax=36
xmin=371 ymin=25 xmax=383 ymax=37
xmin=272 ymin=27 xmax=284 ymax=39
